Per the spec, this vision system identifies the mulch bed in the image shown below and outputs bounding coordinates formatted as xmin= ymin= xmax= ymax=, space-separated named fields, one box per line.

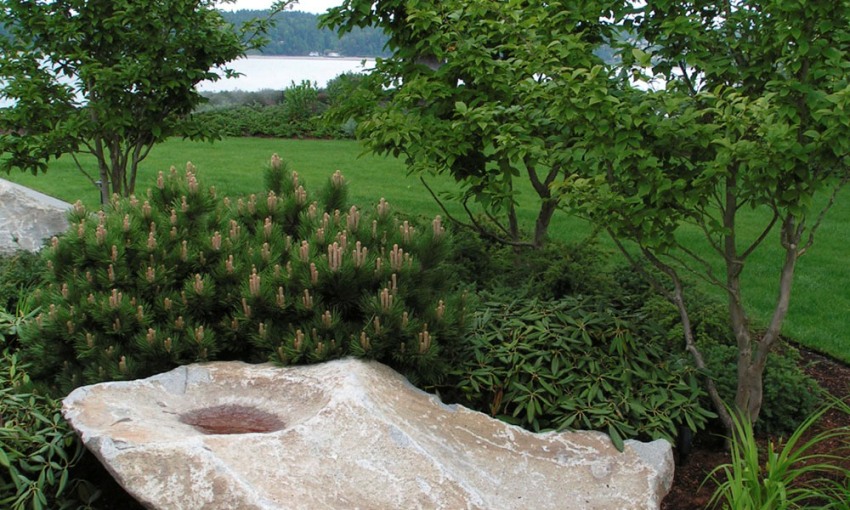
xmin=661 ymin=347 xmax=850 ymax=509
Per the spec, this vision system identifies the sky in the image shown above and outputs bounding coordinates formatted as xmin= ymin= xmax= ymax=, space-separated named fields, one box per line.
xmin=224 ymin=0 xmax=343 ymax=14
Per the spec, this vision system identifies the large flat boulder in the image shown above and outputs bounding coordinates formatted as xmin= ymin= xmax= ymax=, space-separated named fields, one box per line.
xmin=62 ymin=359 xmax=674 ymax=509
xmin=0 ymin=178 xmax=71 ymax=254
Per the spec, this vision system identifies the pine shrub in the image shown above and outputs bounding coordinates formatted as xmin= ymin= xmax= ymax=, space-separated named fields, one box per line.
xmin=21 ymin=156 xmax=468 ymax=393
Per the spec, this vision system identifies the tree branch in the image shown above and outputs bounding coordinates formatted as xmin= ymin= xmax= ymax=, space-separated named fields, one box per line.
xmin=685 ymin=209 xmax=724 ymax=257
xmin=678 ymin=61 xmax=699 ymax=96
xmin=419 ymin=177 xmax=533 ymax=247
xmin=641 ymin=246 xmax=735 ymax=437
xmin=754 ymin=235 xmax=799 ymax=369
xmin=606 ymin=230 xmax=675 ymax=302
xmin=667 ymin=241 xmax=728 ymax=290
xmin=739 ymin=210 xmax=780 ymax=261
xmin=69 ymin=153 xmax=100 ymax=188
xmin=798 ymin=175 xmax=849 ymax=256
xmin=525 ymin=156 xmax=561 ymax=198
xmin=607 ymin=229 xmax=733 ymax=436
xmin=480 ymin=203 xmax=515 ymax=239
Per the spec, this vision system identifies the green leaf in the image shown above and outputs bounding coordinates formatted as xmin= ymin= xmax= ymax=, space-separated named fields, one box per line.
xmin=631 ymin=48 xmax=652 ymax=68
xmin=608 ymin=424 xmax=625 ymax=452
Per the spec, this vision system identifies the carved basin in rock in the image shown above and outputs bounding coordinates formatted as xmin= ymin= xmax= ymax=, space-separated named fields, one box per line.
xmin=62 ymin=359 xmax=674 ymax=510
xmin=178 ymin=404 xmax=286 ymax=435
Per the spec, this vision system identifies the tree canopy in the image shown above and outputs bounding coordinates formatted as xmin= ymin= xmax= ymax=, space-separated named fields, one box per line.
xmin=559 ymin=0 xmax=850 ymax=427
xmin=322 ymin=0 xmax=630 ymax=247
xmin=323 ymin=0 xmax=850 ymax=431
xmin=0 ymin=0 xmax=284 ymax=200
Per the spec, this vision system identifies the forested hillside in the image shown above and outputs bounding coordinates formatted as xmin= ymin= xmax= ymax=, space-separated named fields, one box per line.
xmin=0 ymin=10 xmax=387 ymax=57
xmin=221 ymin=10 xmax=389 ymax=57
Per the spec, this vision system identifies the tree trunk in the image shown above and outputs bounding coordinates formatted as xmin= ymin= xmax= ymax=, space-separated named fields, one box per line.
xmin=525 ymin=160 xmax=562 ymax=249
xmin=98 ymin=166 xmax=110 ymax=206
xmin=734 ymin=217 xmax=800 ymax=423
xmin=93 ymin=137 xmax=111 ymax=206
xmin=726 ymin=269 xmax=758 ymax=420
xmin=643 ymin=249 xmax=735 ymax=436
xmin=508 ymin=202 xmax=520 ymax=244
xmin=533 ymin=198 xmax=558 ymax=249
xmin=108 ymin=139 xmax=125 ymax=198
xmin=735 ymin=359 xmax=766 ymax=423
xmin=721 ymin=169 xmax=767 ymax=424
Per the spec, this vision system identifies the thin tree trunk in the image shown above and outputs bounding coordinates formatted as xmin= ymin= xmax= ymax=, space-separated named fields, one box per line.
xmin=128 ymin=140 xmax=148 ymax=196
xmin=727 ymin=269 xmax=756 ymax=421
xmin=721 ymin=169 xmax=761 ymax=424
xmin=109 ymin=139 xmax=124 ymax=197
xmin=643 ymin=249 xmax=735 ymax=435
xmin=735 ymin=216 xmax=801 ymax=423
xmin=93 ymin=138 xmax=111 ymax=206
xmin=508 ymin=202 xmax=520 ymax=244
xmin=533 ymin=198 xmax=557 ymax=248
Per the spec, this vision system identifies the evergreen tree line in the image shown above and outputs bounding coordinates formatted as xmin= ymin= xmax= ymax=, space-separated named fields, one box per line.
xmin=221 ymin=10 xmax=389 ymax=57
xmin=0 ymin=10 xmax=389 ymax=58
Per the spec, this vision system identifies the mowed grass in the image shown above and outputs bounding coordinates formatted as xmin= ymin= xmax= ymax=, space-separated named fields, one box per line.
xmin=3 ymin=137 xmax=848 ymax=363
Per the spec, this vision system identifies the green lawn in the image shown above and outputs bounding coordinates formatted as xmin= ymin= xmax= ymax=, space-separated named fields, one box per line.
xmin=3 ymin=137 xmax=848 ymax=363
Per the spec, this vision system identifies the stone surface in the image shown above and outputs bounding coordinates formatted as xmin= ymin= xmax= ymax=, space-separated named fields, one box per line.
xmin=62 ymin=359 xmax=674 ymax=510
xmin=0 ymin=178 xmax=72 ymax=254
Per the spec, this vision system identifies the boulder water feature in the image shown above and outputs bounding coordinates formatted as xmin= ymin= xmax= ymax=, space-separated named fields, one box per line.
xmin=62 ymin=358 xmax=674 ymax=509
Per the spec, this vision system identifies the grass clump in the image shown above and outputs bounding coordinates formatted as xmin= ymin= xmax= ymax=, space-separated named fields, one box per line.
xmin=707 ymin=401 xmax=850 ymax=510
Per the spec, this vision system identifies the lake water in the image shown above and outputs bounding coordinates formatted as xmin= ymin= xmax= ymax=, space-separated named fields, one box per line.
xmin=197 ymin=55 xmax=377 ymax=92
xmin=0 ymin=56 xmax=376 ymax=106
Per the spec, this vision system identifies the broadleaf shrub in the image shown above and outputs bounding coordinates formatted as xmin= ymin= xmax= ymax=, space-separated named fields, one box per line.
xmin=323 ymin=72 xmax=370 ymax=137
xmin=0 ymin=251 xmax=44 ymax=313
xmin=0 ymin=350 xmax=89 ymax=510
xmin=608 ymin=266 xmax=822 ymax=435
xmin=441 ymin=294 xmax=716 ymax=451
xmin=0 ymin=305 xmax=39 ymax=352
xmin=702 ymin=343 xmax=821 ymax=436
xmin=192 ymin=81 xmax=337 ymax=139
xmin=442 ymin=231 xmax=615 ymax=299
xmin=21 ymin=157 xmax=468 ymax=393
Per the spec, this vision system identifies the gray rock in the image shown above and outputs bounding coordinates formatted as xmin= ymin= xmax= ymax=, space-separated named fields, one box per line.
xmin=63 ymin=359 xmax=674 ymax=510
xmin=0 ymin=178 xmax=71 ymax=254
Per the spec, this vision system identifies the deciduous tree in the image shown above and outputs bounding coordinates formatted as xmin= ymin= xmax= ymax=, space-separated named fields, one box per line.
xmin=560 ymin=0 xmax=850 ymax=429
xmin=0 ymin=0 xmax=287 ymax=201
xmin=322 ymin=0 xmax=629 ymax=247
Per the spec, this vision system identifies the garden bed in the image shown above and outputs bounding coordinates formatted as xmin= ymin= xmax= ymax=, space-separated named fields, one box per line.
xmin=662 ymin=347 xmax=850 ymax=509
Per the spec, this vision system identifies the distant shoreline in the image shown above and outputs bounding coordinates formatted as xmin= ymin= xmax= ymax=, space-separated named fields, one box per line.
xmin=198 ymin=55 xmax=377 ymax=92
xmin=243 ymin=55 xmax=379 ymax=61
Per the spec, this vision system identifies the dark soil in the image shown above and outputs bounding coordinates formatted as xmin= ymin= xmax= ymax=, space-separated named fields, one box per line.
xmin=661 ymin=347 xmax=850 ymax=509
